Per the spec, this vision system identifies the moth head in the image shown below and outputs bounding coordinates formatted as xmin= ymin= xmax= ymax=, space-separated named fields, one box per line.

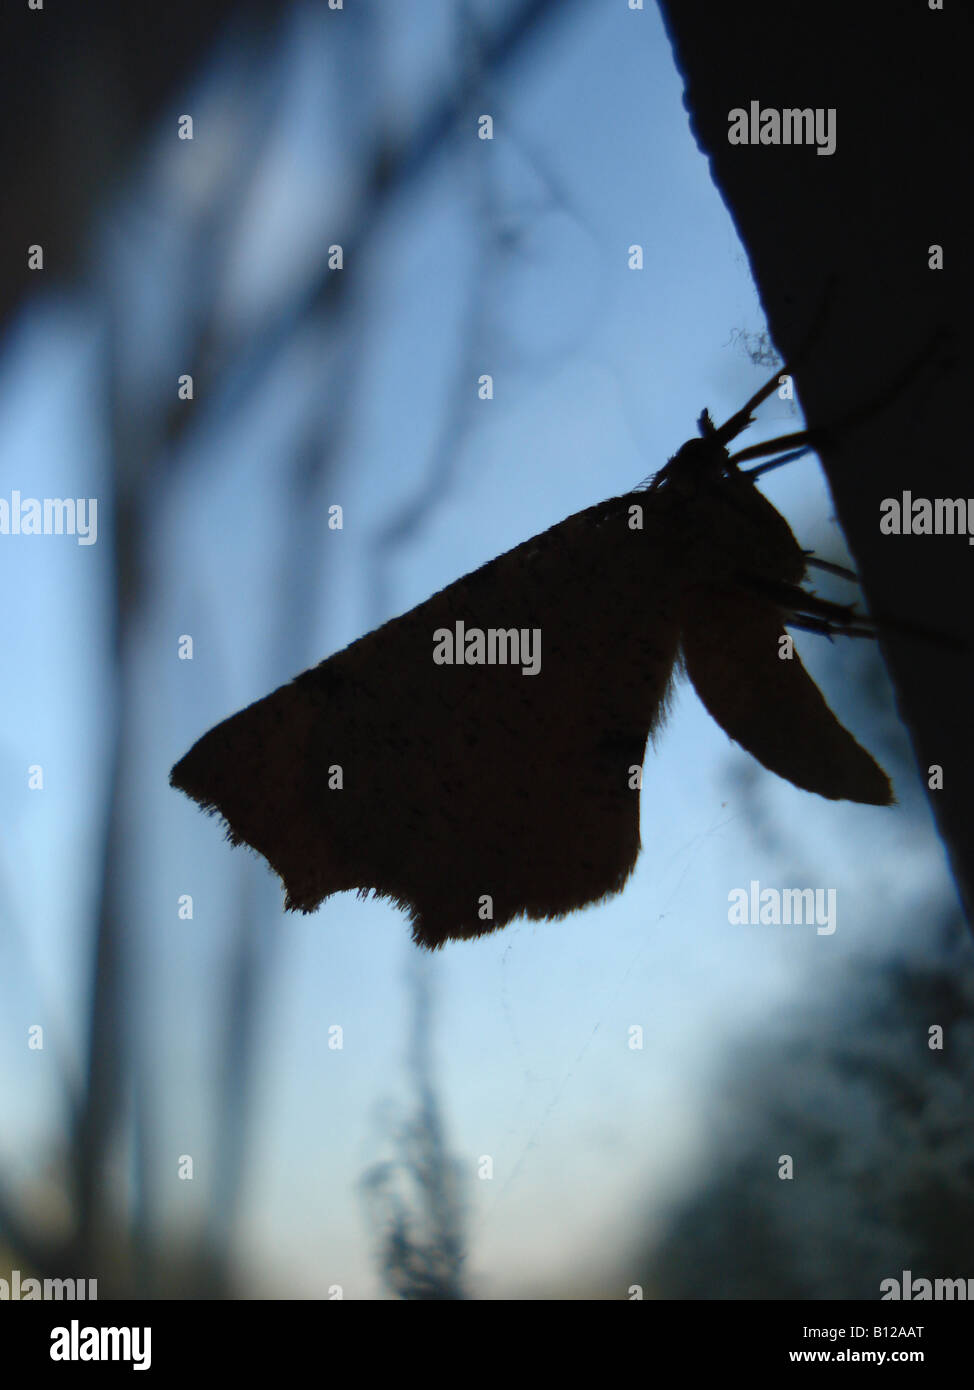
xmin=651 ymin=410 xmax=728 ymax=497
xmin=652 ymin=408 xmax=808 ymax=587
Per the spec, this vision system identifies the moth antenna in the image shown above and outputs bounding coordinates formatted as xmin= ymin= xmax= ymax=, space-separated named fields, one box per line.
xmin=732 ymin=328 xmax=953 ymax=467
xmin=713 ymin=367 xmax=792 ymax=445
xmin=713 ymin=273 xmax=848 ymax=446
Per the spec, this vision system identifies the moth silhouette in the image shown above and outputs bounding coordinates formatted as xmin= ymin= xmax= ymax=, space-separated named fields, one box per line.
xmin=171 ymin=368 xmax=892 ymax=948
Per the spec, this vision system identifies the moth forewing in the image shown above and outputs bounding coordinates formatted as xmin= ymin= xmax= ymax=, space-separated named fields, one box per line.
xmin=171 ymin=369 xmax=893 ymax=947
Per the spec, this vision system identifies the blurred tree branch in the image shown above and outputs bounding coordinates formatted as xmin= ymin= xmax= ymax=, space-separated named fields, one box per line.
xmin=1 ymin=0 xmax=592 ymax=1298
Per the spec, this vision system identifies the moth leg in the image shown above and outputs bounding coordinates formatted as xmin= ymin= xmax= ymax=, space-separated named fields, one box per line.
xmin=787 ymin=614 xmax=877 ymax=641
xmin=735 ymin=574 xmax=864 ymax=623
xmin=730 ymin=428 xmax=827 ymax=467
xmin=734 ymin=574 xmax=878 ymax=643
xmin=804 ymin=553 xmax=859 ymax=583
xmin=745 ymin=572 xmax=967 ymax=653
xmin=740 ymin=445 xmax=817 ymax=479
